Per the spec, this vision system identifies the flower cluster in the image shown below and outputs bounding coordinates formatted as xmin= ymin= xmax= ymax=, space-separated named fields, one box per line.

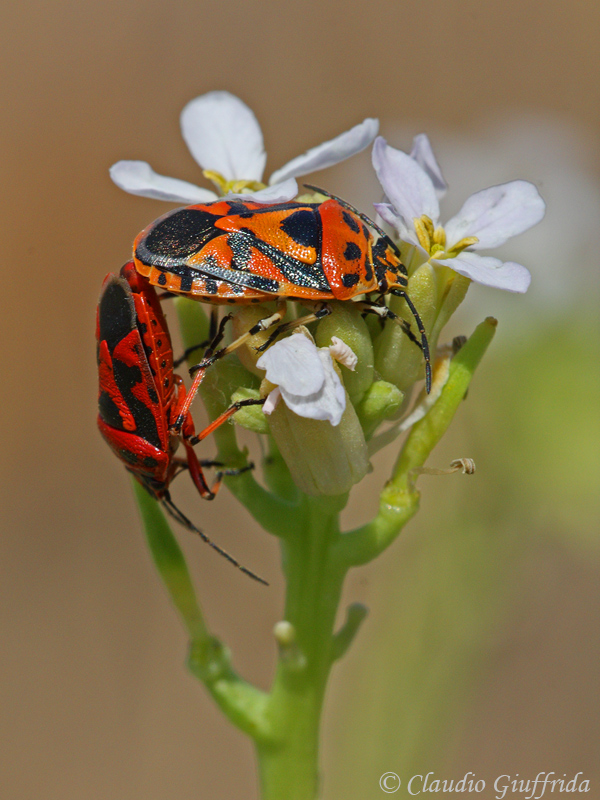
xmin=111 ymin=91 xmax=545 ymax=496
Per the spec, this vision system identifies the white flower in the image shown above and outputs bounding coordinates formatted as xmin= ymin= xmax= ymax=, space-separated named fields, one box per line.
xmin=372 ymin=135 xmax=546 ymax=293
xmin=110 ymin=91 xmax=378 ymax=205
xmin=256 ymin=332 xmax=357 ymax=427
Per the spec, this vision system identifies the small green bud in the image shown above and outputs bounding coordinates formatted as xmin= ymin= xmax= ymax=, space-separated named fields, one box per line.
xmin=355 ymin=380 xmax=405 ymax=439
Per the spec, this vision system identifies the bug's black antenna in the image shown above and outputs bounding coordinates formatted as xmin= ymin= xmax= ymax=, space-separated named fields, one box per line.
xmin=161 ymin=492 xmax=268 ymax=585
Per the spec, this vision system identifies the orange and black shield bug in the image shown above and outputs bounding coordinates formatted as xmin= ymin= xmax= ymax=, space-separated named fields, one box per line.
xmin=96 ymin=262 xmax=266 ymax=584
xmin=132 ymin=189 xmax=432 ymax=424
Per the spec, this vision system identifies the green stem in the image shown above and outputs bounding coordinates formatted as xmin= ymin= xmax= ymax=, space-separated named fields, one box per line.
xmin=133 ymin=481 xmax=271 ymax=740
xmin=257 ymin=494 xmax=349 ymax=800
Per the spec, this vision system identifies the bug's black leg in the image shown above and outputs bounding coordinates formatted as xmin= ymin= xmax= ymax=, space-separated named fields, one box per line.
xmin=357 ymin=298 xmax=432 ymax=393
xmin=215 ymin=463 xmax=255 ymax=478
xmin=388 ymin=289 xmax=432 ymax=392
xmin=255 ymin=304 xmax=332 ymax=352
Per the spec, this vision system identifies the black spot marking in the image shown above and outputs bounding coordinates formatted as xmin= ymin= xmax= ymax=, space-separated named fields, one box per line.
xmin=157 ymin=273 xmax=167 ymax=286
xmin=179 ymin=274 xmax=193 ymax=292
xmin=342 ymin=272 xmax=360 ymax=288
xmin=280 ymin=209 xmax=319 ymax=249
xmin=343 ymin=241 xmax=362 ymax=261
xmin=163 ymin=377 xmax=170 ymax=389
xmin=147 ymin=384 xmax=159 ymax=404
xmin=226 ymin=201 xmax=255 ymax=217
xmin=226 ymin=298 xmax=237 ymax=304
xmin=98 ymin=391 xmax=125 ymax=431
xmin=205 ymin=279 xmax=218 ymax=294
xmin=342 ymin=210 xmax=360 ymax=234
xmin=161 ymin=360 xmax=167 ymax=369
xmin=150 ymin=318 xmax=157 ymax=326
xmin=143 ymin=456 xmax=159 ymax=469
xmin=156 ymin=338 xmax=162 ymax=347
xmin=120 ymin=449 xmax=140 ymax=466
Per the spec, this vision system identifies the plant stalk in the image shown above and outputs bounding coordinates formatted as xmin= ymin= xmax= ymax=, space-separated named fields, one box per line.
xmin=257 ymin=494 xmax=347 ymax=800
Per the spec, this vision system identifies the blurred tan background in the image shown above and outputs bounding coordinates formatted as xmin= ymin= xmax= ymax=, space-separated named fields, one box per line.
xmin=1 ymin=1 xmax=599 ymax=798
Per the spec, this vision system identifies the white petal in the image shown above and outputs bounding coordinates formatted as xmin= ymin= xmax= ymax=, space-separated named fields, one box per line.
xmin=372 ymin=137 xmax=440 ymax=227
xmin=226 ymin=178 xmax=298 ymax=204
xmin=410 ymin=134 xmax=448 ymax=199
xmin=109 ymin=161 xmax=217 ymax=203
xmin=262 ymin=387 xmax=281 ymax=415
xmin=256 ymin=335 xmax=325 ymax=396
xmin=280 ymin=349 xmax=346 ymax=426
xmin=374 ymin=202 xmax=420 ymax=246
xmin=444 ymin=180 xmax=546 ymax=250
xmin=329 ymin=337 xmax=357 ymax=370
xmin=269 ymin=118 xmax=379 ymax=186
xmin=435 ymin=252 xmax=531 ymax=293
xmin=180 ymin=91 xmax=267 ymax=182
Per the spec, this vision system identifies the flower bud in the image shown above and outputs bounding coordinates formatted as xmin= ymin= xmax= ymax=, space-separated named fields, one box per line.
xmin=355 ymin=380 xmax=404 ymax=439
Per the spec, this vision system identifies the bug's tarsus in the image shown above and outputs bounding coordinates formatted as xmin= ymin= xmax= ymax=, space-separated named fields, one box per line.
xmin=173 ymin=340 xmax=211 ymax=368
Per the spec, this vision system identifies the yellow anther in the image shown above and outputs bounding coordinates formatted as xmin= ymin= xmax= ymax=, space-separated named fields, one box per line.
xmin=433 ymin=226 xmax=446 ymax=248
xmin=447 ymin=236 xmax=479 ymax=257
xmin=203 ymin=169 xmax=229 ymax=194
xmin=413 ymin=217 xmax=432 ymax=251
xmin=421 ymin=215 xmax=435 ymax=240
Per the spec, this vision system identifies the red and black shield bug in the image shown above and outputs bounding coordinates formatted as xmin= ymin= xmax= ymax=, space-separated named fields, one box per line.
xmin=130 ymin=189 xmax=432 ymax=423
xmin=96 ymin=262 xmax=266 ymax=584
